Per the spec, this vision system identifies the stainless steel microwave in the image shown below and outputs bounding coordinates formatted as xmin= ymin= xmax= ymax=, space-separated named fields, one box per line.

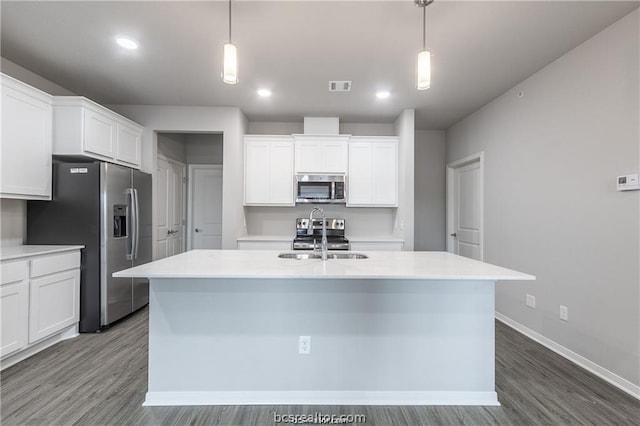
xmin=295 ymin=174 xmax=346 ymax=204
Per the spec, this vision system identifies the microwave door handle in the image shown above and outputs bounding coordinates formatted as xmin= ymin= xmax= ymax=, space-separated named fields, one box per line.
xmin=330 ymin=182 xmax=335 ymax=200
xmin=125 ymin=188 xmax=134 ymax=260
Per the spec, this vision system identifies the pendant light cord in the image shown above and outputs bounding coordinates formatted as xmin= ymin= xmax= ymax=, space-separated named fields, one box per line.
xmin=422 ymin=4 xmax=426 ymax=50
xmin=228 ymin=0 xmax=232 ymax=43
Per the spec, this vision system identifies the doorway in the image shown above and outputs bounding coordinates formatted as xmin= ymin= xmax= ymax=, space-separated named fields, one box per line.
xmin=155 ymin=132 xmax=223 ymax=258
xmin=446 ymin=152 xmax=484 ymax=261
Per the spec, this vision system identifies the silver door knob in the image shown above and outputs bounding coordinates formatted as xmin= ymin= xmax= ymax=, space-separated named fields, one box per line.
xmin=167 ymin=229 xmax=177 ymax=235
xmin=450 ymin=233 xmax=457 ymax=237
xmin=195 ymin=228 xmax=202 ymax=233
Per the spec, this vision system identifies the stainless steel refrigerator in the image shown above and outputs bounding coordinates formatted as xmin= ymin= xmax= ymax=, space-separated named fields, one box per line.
xmin=27 ymin=162 xmax=152 ymax=332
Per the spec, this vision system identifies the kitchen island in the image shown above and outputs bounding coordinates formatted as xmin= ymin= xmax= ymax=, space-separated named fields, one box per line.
xmin=114 ymin=250 xmax=534 ymax=406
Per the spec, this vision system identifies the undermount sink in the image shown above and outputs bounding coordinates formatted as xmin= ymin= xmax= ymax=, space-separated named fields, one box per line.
xmin=278 ymin=252 xmax=369 ymax=260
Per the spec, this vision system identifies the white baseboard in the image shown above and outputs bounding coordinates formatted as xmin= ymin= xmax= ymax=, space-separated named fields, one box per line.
xmin=143 ymin=391 xmax=500 ymax=407
xmin=0 ymin=324 xmax=78 ymax=371
xmin=495 ymin=312 xmax=640 ymax=400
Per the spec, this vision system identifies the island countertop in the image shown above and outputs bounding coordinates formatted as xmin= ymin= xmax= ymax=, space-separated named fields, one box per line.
xmin=114 ymin=249 xmax=534 ymax=281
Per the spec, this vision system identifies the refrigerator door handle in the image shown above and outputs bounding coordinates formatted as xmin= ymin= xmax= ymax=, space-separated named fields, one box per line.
xmin=133 ymin=188 xmax=140 ymax=260
xmin=125 ymin=188 xmax=135 ymax=261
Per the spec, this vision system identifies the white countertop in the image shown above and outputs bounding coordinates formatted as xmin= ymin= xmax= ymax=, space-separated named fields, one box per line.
xmin=0 ymin=245 xmax=84 ymax=261
xmin=114 ymin=249 xmax=535 ymax=281
xmin=236 ymin=235 xmax=292 ymax=242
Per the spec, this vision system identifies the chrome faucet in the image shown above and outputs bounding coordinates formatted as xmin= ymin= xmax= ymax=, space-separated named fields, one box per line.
xmin=308 ymin=207 xmax=328 ymax=261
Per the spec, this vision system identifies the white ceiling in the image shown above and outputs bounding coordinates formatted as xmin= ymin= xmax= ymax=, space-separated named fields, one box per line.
xmin=1 ymin=1 xmax=638 ymax=129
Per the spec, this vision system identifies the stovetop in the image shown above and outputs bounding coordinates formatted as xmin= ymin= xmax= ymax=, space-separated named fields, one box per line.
xmin=293 ymin=218 xmax=349 ymax=251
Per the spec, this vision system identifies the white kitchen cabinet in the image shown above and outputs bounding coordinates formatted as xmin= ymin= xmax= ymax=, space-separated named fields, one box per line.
xmin=244 ymin=136 xmax=295 ymax=206
xmin=28 ymin=252 xmax=80 ymax=343
xmin=347 ymin=136 xmax=398 ymax=207
xmin=350 ymin=241 xmax=404 ymax=251
xmin=293 ymin=135 xmax=349 ymax=174
xmin=0 ymin=261 xmax=29 ymax=357
xmin=0 ymin=247 xmax=81 ymax=369
xmin=0 ymin=74 xmax=53 ymax=200
xmin=237 ymin=240 xmax=293 ymax=250
xmin=52 ymin=97 xmax=143 ymax=168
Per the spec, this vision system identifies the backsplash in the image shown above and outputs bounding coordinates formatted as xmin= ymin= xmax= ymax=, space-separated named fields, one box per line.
xmin=0 ymin=199 xmax=26 ymax=246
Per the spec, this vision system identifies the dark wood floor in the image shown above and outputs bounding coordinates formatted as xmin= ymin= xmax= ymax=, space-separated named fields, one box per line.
xmin=2 ymin=307 xmax=639 ymax=425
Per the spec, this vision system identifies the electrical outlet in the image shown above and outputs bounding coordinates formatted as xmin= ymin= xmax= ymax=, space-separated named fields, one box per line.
xmin=526 ymin=294 xmax=536 ymax=309
xmin=299 ymin=336 xmax=311 ymax=355
xmin=560 ymin=305 xmax=568 ymax=321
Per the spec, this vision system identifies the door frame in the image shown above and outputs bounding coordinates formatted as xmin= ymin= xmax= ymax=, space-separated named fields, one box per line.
xmin=186 ymin=164 xmax=223 ymax=250
xmin=446 ymin=151 xmax=484 ymax=260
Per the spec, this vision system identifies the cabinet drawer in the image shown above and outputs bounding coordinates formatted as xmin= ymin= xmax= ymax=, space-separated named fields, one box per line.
xmin=1 ymin=261 xmax=29 ymax=285
xmin=30 ymin=251 xmax=81 ymax=278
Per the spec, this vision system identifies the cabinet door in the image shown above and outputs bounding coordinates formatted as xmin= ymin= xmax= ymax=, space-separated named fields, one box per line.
xmin=245 ymin=141 xmax=272 ymax=204
xmin=321 ymin=142 xmax=348 ymax=173
xmin=0 ymin=261 xmax=29 ymax=357
xmin=83 ymin=109 xmax=116 ymax=158
xmin=1 ymin=79 xmax=52 ymax=200
xmin=269 ymin=142 xmax=294 ymax=204
xmin=347 ymin=143 xmax=372 ymax=205
xmin=372 ymin=142 xmax=398 ymax=205
xmin=294 ymin=141 xmax=322 ymax=173
xmin=347 ymin=139 xmax=398 ymax=207
xmin=116 ymin=123 xmax=142 ymax=167
xmin=29 ymin=269 xmax=80 ymax=344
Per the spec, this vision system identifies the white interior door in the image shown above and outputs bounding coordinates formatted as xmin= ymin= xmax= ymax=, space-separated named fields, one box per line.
xmin=447 ymin=153 xmax=483 ymax=261
xmin=189 ymin=165 xmax=223 ymax=249
xmin=155 ymin=156 xmax=186 ymax=259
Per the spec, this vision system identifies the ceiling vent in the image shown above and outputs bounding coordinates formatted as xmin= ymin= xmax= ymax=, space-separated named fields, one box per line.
xmin=328 ymin=81 xmax=352 ymax=92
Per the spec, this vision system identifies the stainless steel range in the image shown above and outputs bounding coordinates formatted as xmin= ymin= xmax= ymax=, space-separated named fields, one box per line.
xmin=293 ymin=218 xmax=350 ymax=251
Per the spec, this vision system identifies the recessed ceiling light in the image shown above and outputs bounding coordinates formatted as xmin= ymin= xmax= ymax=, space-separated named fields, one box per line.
xmin=376 ymin=91 xmax=390 ymax=99
xmin=116 ymin=37 xmax=138 ymax=50
xmin=257 ymin=89 xmax=272 ymax=97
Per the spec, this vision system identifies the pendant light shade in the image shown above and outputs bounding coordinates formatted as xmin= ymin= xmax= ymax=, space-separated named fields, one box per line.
xmin=223 ymin=42 xmax=238 ymax=84
xmin=222 ymin=0 xmax=238 ymax=84
xmin=417 ymin=49 xmax=431 ymax=90
xmin=415 ymin=0 xmax=434 ymax=90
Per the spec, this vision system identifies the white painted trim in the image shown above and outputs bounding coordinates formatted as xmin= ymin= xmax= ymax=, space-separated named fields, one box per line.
xmin=144 ymin=390 xmax=499 ymax=407
xmin=446 ymin=152 xmax=484 ymax=260
xmin=495 ymin=312 xmax=640 ymax=400
xmin=186 ymin=164 xmax=223 ymax=250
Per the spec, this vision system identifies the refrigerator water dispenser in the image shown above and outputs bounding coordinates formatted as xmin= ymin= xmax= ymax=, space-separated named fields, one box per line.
xmin=113 ymin=205 xmax=128 ymax=238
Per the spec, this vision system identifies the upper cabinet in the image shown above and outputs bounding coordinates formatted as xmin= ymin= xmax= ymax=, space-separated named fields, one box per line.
xmin=347 ymin=136 xmax=398 ymax=207
xmin=52 ymin=97 xmax=142 ymax=168
xmin=1 ymin=74 xmax=53 ymax=200
xmin=293 ymin=135 xmax=349 ymax=174
xmin=244 ymin=135 xmax=295 ymax=206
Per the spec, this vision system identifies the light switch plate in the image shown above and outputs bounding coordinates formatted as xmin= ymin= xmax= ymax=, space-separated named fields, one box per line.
xmin=617 ymin=173 xmax=640 ymax=191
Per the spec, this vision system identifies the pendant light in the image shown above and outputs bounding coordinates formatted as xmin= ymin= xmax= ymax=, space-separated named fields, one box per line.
xmin=416 ymin=0 xmax=434 ymax=90
xmin=222 ymin=0 xmax=238 ymax=84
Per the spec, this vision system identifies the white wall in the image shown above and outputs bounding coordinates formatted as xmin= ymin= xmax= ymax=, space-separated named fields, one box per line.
xmin=108 ymin=105 xmax=247 ymax=251
xmin=414 ymin=130 xmax=446 ymax=251
xmin=394 ymin=109 xmax=415 ymax=251
xmin=185 ymin=133 xmax=223 ymax=165
xmin=446 ymin=10 xmax=640 ymax=390
xmin=1 ymin=57 xmax=75 ymax=96
xmin=157 ymin=133 xmax=187 ymax=163
xmin=0 ymin=199 xmax=26 ymax=246
xmin=247 ymin=121 xmax=395 ymax=136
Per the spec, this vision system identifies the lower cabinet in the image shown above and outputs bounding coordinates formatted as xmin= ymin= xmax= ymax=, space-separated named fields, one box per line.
xmin=350 ymin=241 xmax=404 ymax=251
xmin=0 ymin=261 xmax=29 ymax=357
xmin=0 ymin=249 xmax=81 ymax=365
xmin=237 ymin=240 xmax=293 ymax=250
